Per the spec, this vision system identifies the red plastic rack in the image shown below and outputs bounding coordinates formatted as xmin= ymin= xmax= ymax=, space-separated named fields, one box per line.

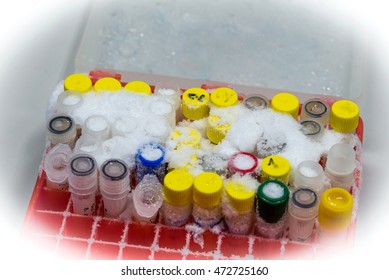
xmin=21 ymin=69 xmax=364 ymax=260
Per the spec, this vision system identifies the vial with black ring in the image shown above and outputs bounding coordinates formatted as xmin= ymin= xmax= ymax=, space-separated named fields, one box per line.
xmin=300 ymin=120 xmax=324 ymax=140
xmin=68 ymin=154 xmax=98 ymax=216
xmin=47 ymin=114 xmax=77 ymax=149
xmin=99 ymin=159 xmax=131 ymax=218
xmin=287 ymin=188 xmax=318 ymax=242
xmin=300 ymin=99 xmax=330 ymax=126
xmin=244 ymin=95 xmax=269 ymax=110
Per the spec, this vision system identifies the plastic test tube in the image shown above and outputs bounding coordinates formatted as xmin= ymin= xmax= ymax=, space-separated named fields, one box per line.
xmin=325 ymin=143 xmax=356 ymax=191
xmin=300 ymin=120 xmax=324 ymax=140
xmin=99 ymin=159 xmax=130 ymax=218
xmin=192 ymin=172 xmax=224 ymax=228
xmin=292 ymin=160 xmax=329 ymax=198
xmin=223 ymin=179 xmax=256 ymax=235
xmin=135 ymin=142 xmax=166 ymax=184
xmin=83 ymin=114 xmax=111 ymax=142
xmin=56 ymin=91 xmax=84 ymax=138
xmin=132 ymin=174 xmax=163 ymax=223
xmin=63 ymin=73 xmax=92 ymax=93
xmin=255 ymin=180 xmax=290 ymax=239
xmin=244 ymin=94 xmax=269 ymax=110
xmin=209 ymin=87 xmax=239 ymax=108
xmin=150 ymin=99 xmax=176 ymax=128
xmin=44 ymin=143 xmax=72 ymax=190
xmin=47 ymin=114 xmax=77 ymax=149
xmin=154 ymin=81 xmax=182 ymax=110
xmin=162 ymin=169 xmax=194 ymax=227
xmin=317 ymin=188 xmax=354 ymax=246
xmin=181 ymin=88 xmax=210 ymax=120
xmin=68 ymin=154 xmax=98 ymax=216
xmin=206 ymin=115 xmax=231 ymax=144
xmin=287 ymin=188 xmax=318 ymax=242
xmin=228 ymin=152 xmax=258 ymax=177
xmin=124 ymin=80 xmax=152 ymax=95
xmin=300 ymin=98 xmax=330 ymax=126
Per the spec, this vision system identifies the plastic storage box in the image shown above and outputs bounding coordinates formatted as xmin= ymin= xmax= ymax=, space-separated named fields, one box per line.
xmin=21 ymin=68 xmax=363 ymax=260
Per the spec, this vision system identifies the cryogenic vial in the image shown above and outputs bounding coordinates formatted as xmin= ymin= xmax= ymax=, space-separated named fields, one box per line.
xmin=47 ymin=114 xmax=77 ymax=149
xmin=135 ymin=142 xmax=166 ymax=184
xmin=260 ymin=155 xmax=291 ymax=185
xmin=144 ymin=118 xmax=170 ymax=142
xmin=325 ymin=143 xmax=356 ymax=191
xmin=244 ymin=95 xmax=269 ymax=110
xmin=44 ymin=143 xmax=72 ymax=190
xmin=162 ymin=169 xmax=194 ymax=227
xmin=329 ymin=100 xmax=360 ymax=133
xmin=73 ymin=135 xmax=102 ymax=159
xmin=99 ymin=159 xmax=130 ymax=218
xmin=255 ymin=180 xmax=290 ymax=239
xmin=207 ymin=115 xmax=231 ymax=144
xmin=56 ymin=90 xmax=84 ymax=115
xmin=154 ymin=81 xmax=182 ymax=110
xmin=270 ymin=92 xmax=300 ymax=120
xmin=93 ymin=77 xmax=122 ymax=92
xmin=318 ymin=188 xmax=354 ymax=245
xmin=292 ymin=160 xmax=330 ymax=197
xmin=192 ymin=172 xmax=224 ymax=228
xmin=300 ymin=120 xmax=324 ymax=140
xmin=181 ymin=88 xmax=210 ymax=120
xmin=124 ymin=80 xmax=152 ymax=95
xmin=64 ymin=73 xmax=92 ymax=93
xmin=288 ymin=188 xmax=318 ymax=242
xmin=132 ymin=174 xmax=163 ymax=223
xmin=68 ymin=154 xmax=98 ymax=216
xmin=83 ymin=114 xmax=111 ymax=141
xmin=111 ymin=117 xmax=137 ymax=137
xmin=300 ymin=98 xmax=330 ymax=126
xmin=150 ymin=99 xmax=176 ymax=128
xmin=223 ymin=178 xmax=256 ymax=235
xmin=209 ymin=87 xmax=239 ymax=107
xmin=228 ymin=151 xmax=258 ymax=177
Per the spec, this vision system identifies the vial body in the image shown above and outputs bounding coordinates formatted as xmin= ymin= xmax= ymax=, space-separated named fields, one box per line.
xmin=132 ymin=174 xmax=163 ymax=223
xmin=255 ymin=180 xmax=290 ymax=239
xmin=162 ymin=202 xmax=192 ymax=227
xmin=223 ymin=201 xmax=253 ymax=235
xmin=47 ymin=115 xmax=77 ymax=149
xmin=135 ymin=143 xmax=166 ymax=184
xmin=68 ymin=154 xmax=98 ymax=216
xmin=192 ymin=203 xmax=222 ymax=228
xmin=99 ymin=159 xmax=130 ymax=218
xmin=44 ymin=143 xmax=72 ymax=191
xmin=287 ymin=188 xmax=318 ymax=242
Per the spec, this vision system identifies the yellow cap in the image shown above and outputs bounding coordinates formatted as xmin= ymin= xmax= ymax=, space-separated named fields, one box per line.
xmin=172 ymin=127 xmax=202 ymax=149
xmin=207 ymin=115 xmax=231 ymax=144
xmin=163 ymin=170 xmax=194 ymax=206
xmin=64 ymin=73 xmax=92 ymax=93
xmin=330 ymin=100 xmax=360 ymax=133
xmin=210 ymin=87 xmax=239 ymax=107
xmin=225 ymin=181 xmax=255 ymax=213
xmin=318 ymin=188 xmax=354 ymax=231
xmin=124 ymin=80 xmax=152 ymax=95
xmin=271 ymin=92 xmax=300 ymax=120
xmin=193 ymin=172 xmax=223 ymax=208
xmin=93 ymin=77 xmax=122 ymax=92
xmin=182 ymin=88 xmax=210 ymax=120
xmin=261 ymin=155 xmax=291 ymax=184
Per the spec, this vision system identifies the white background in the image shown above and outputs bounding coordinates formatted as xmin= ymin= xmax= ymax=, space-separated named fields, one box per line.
xmin=1 ymin=0 xmax=389 ymax=278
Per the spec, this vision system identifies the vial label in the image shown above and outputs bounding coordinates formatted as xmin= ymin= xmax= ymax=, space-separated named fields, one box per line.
xmin=192 ymin=204 xmax=222 ymax=228
xmin=288 ymin=215 xmax=316 ymax=242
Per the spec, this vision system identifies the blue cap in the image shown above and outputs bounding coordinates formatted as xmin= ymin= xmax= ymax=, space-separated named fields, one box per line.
xmin=137 ymin=143 xmax=165 ymax=167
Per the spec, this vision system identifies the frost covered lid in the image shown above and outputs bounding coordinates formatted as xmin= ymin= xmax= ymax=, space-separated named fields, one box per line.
xmin=138 ymin=143 xmax=165 ymax=167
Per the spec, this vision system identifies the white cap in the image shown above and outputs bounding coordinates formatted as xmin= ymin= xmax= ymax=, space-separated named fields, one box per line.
xmin=56 ymin=91 xmax=83 ymax=114
xmin=326 ymin=143 xmax=356 ymax=179
xmin=83 ymin=114 xmax=111 ymax=141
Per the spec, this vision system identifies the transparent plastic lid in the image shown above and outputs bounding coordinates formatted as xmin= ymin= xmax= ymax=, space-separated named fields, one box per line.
xmin=75 ymin=0 xmax=366 ymax=105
